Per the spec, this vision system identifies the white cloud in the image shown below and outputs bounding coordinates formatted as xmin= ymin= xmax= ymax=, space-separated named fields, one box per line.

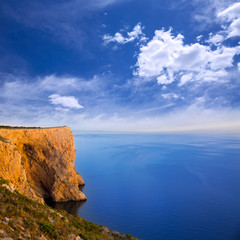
xmin=206 ymin=33 xmax=225 ymax=45
xmin=136 ymin=29 xmax=184 ymax=78
xmin=217 ymin=2 xmax=240 ymax=20
xmin=196 ymin=35 xmax=203 ymax=42
xmin=40 ymin=74 xmax=102 ymax=94
xmin=103 ymin=23 xmax=144 ymax=45
xmin=0 ymin=73 xmax=240 ymax=133
xmin=103 ymin=32 xmax=126 ymax=44
xmin=228 ymin=18 xmax=240 ymax=37
xmin=179 ymin=73 xmax=193 ymax=86
xmin=238 ymin=62 xmax=240 ymax=71
xmin=210 ymin=47 xmax=239 ymax=70
xmin=157 ymin=74 xmax=174 ymax=85
xmin=49 ymin=94 xmax=84 ymax=109
xmin=40 ymin=75 xmax=80 ymax=92
xmin=173 ymin=43 xmax=210 ymax=72
xmin=162 ymin=93 xmax=179 ymax=99
xmin=128 ymin=23 xmax=144 ymax=39
xmin=195 ymin=69 xmax=228 ymax=82
xmin=135 ymin=26 xmax=240 ymax=86
xmin=171 ymin=0 xmax=237 ymax=30
xmin=0 ymin=74 xmax=100 ymax=102
xmin=217 ymin=2 xmax=240 ymax=38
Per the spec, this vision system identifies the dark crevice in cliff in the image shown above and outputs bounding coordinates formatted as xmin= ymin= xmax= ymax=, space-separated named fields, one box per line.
xmin=78 ymin=185 xmax=84 ymax=191
xmin=39 ymin=180 xmax=52 ymax=199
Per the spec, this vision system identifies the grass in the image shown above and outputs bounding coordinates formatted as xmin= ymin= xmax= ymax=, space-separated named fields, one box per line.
xmin=0 ymin=179 xmax=139 ymax=240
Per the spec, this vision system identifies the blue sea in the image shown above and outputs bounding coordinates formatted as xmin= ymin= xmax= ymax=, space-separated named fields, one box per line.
xmin=53 ymin=134 xmax=240 ymax=240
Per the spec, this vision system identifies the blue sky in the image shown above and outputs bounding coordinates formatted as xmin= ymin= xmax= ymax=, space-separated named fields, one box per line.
xmin=0 ymin=0 xmax=240 ymax=133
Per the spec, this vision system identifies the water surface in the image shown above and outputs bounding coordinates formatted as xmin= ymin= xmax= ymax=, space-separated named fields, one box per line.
xmin=58 ymin=134 xmax=240 ymax=240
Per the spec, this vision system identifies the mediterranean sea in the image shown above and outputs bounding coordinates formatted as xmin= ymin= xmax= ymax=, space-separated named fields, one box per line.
xmin=52 ymin=133 xmax=240 ymax=240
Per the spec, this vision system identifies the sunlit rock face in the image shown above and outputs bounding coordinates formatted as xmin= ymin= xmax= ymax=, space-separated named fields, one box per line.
xmin=0 ymin=126 xmax=86 ymax=203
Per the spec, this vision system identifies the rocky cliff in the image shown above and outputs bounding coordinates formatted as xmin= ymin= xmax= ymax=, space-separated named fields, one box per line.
xmin=0 ymin=126 xmax=86 ymax=203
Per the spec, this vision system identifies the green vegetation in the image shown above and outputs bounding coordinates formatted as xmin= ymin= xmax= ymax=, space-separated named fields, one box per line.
xmin=0 ymin=179 xmax=9 ymax=185
xmin=0 ymin=125 xmax=67 ymax=129
xmin=0 ymin=179 xmax=139 ymax=240
xmin=38 ymin=222 xmax=58 ymax=239
xmin=0 ymin=125 xmax=41 ymax=129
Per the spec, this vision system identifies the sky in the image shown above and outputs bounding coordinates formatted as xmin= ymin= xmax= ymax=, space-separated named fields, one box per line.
xmin=0 ymin=0 xmax=240 ymax=133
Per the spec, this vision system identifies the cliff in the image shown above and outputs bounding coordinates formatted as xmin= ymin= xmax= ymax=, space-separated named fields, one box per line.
xmin=0 ymin=126 xmax=86 ymax=203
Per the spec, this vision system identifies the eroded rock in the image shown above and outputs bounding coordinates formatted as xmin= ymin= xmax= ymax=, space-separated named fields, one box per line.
xmin=0 ymin=126 xmax=86 ymax=203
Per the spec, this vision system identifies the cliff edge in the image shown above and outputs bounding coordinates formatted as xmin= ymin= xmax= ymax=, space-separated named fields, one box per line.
xmin=0 ymin=126 xmax=86 ymax=203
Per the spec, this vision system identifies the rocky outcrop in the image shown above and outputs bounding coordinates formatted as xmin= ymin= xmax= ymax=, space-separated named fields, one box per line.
xmin=0 ymin=126 xmax=86 ymax=203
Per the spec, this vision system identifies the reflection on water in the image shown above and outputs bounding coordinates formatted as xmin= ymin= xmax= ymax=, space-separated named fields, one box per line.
xmin=46 ymin=199 xmax=86 ymax=216
xmin=45 ymin=185 xmax=86 ymax=216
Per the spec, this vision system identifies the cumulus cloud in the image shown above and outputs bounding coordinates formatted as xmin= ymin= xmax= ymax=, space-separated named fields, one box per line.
xmin=135 ymin=26 xmax=240 ymax=86
xmin=179 ymin=73 xmax=193 ymax=86
xmin=133 ymin=2 xmax=240 ymax=87
xmin=206 ymin=33 xmax=225 ymax=45
xmin=49 ymin=94 xmax=84 ymax=109
xmin=157 ymin=74 xmax=174 ymax=85
xmin=103 ymin=23 xmax=145 ymax=45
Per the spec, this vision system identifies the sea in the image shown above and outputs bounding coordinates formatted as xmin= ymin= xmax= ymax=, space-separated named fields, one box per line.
xmin=50 ymin=133 xmax=240 ymax=240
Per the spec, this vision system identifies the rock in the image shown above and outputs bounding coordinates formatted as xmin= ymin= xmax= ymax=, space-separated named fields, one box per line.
xmin=102 ymin=226 xmax=110 ymax=232
xmin=75 ymin=236 xmax=83 ymax=240
xmin=2 ymin=183 xmax=15 ymax=193
xmin=0 ymin=126 xmax=86 ymax=203
xmin=49 ymin=218 xmax=55 ymax=224
xmin=111 ymin=231 xmax=121 ymax=236
xmin=0 ymin=139 xmax=42 ymax=203
xmin=22 ymin=233 xmax=31 ymax=238
xmin=38 ymin=236 xmax=48 ymax=240
xmin=4 ymin=217 xmax=14 ymax=223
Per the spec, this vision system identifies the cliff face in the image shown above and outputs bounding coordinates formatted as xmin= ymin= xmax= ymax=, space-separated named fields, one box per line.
xmin=0 ymin=127 xmax=86 ymax=203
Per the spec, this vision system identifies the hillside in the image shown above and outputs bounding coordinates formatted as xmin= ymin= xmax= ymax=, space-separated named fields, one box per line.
xmin=0 ymin=179 xmax=138 ymax=240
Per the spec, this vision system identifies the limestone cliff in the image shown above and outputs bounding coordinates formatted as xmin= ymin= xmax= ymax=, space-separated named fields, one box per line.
xmin=0 ymin=126 xmax=86 ymax=203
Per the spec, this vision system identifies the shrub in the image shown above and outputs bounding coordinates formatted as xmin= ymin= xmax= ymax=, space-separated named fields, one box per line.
xmin=0 ymin=179 xmax=9 ymax=185
xmin=79 ymin=233 xmax=91 ymax=240
xmin=37 ymin=222 xmax=58 ymax=239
